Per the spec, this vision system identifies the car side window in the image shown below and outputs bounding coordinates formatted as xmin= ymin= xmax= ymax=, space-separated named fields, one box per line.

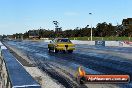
xmin=53 ymin=39 xmax=56 ymax=43
xmin=57 ymin=39 xmax=61 ymax=42
xmin=52 ymin=40 xmax=54 ymax=43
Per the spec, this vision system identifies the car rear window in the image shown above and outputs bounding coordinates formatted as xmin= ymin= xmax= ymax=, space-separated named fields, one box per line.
xmin=57 ymin=39 xmax=71 ymax=42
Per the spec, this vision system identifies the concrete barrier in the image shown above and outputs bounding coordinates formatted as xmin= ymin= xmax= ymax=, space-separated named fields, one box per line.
xmin=119 ymin=41 xmax=132 ymax=47
xmin=1 ymin=46 xmax=41 ymax=88
xmin=105 ymin=41 xmax=119 ymax=47
xmin=46 ymin=40 xmax=132 ymax=47
xmin=95 ymin=41 xmax=105 ymax=46
xmin=71 ymin=40 xmax=95 ymax=45
xmin=71 ymin=40 xmax=132 ymax=47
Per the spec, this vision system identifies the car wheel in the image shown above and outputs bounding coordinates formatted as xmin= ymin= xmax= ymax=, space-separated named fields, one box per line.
xmin=48 ymin=48 xmax=51 ymax=53
xmin=63 ymin=50 xmax=66 ymax=53
xmin=55 ymin=49 xmax=58 ymax=53
xmin=68 ymin=50 xmax=73 ymax=53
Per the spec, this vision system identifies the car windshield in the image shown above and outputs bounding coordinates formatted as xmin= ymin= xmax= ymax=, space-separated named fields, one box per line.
xmin=57 ymin=39 xmax=71 ymax=42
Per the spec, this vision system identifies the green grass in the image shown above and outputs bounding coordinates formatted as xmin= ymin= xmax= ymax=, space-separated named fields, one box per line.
xmin=69 ymin=37 xmax=132 ymax=41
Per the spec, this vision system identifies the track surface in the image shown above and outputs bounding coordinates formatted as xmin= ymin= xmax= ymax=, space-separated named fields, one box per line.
xmin=5 ymin=40 xmax=132 ymax=88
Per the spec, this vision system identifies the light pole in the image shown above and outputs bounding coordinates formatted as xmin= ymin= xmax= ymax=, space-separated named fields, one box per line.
xmin=91 ymin=24 xmax=92 ymax=41
xmin=89 ymin=13 xmax=93 ymax=41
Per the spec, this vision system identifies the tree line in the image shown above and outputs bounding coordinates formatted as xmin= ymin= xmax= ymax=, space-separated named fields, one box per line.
xmin=11 ymin=22 xmax=132 ymax=39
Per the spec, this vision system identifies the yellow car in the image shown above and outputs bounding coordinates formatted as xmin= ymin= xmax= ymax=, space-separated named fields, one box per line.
xmin=48 ymin=38 xmax=75 ymax=53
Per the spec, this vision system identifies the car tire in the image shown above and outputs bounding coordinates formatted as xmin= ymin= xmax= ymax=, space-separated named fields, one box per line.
xmin=55 ymin=49 xmax=58 ymax=53
xmin=68 ymin=50 xmax=73 ymax=53
xmin=63 ymin=50 xmax=66 ymax=53
xmin=48 ymin=48 xmax=51 ymax=53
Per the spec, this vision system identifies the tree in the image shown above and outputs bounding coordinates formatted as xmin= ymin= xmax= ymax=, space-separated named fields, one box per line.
xmin=95 ymin=22 xmax=116 ymax=37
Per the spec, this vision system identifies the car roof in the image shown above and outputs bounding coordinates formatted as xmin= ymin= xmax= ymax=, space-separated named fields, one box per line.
xmin=55 ymin=38 xmax=69 ymax=40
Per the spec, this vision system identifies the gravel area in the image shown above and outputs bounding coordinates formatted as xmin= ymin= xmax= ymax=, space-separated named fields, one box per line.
xmin=24 ymin=66 xmax=64 ymax=88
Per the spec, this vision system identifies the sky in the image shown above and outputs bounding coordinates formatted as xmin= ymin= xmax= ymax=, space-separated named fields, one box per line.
xmin=0 ymin=0 xmax=131 ymax=35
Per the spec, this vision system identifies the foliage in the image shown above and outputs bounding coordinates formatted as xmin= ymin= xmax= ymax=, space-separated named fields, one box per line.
xmin=10 ymin=22 xmax=132 ymax=39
